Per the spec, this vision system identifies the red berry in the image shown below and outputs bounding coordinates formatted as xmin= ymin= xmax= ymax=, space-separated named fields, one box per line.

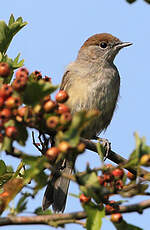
xmin=79 ymin=193 xmax=91 ymax=203
xmin=0 ymin=97 xmax=4 ymax=107
xmin=5 ymin=96 xmax=21 ymax=109
xmin=77 ymin=142 xmax=85 ymax=153
xmin=105 ymin=200 xmax=118 ymax=213
xmin=60 ymin=112 xmax=72 ymax=125
xmin=5 ymin=126 xmax=18 ymax=138
xmin=111 ymin=213 xmax=122 ymax=223
xmin=16 ymin=67 xmax=29 ymax=78
xmin=44 ymin=76 xmax=51 ymax=82
xmin=127 ymin=171 xmax=136 ymax=180
xmin=18 ymin=106 xmax=28 ymax=117
xmin=0 ymin=84 xmax=12 ymax=99
xmin=55 ymin=90 xmax=69 ymax=103
xmin=98 ymin=176 xmax=104 ymax=185
xmin=58 ymin=141 xmax=71 ymax=153
xmin=33 ymin=70 xmax=42 ymax=80
xmin=103 ymin=173 xmax=112 ymax=182
xmin=56 ymin=104 xmax=70 ymax=114
xmin=43 ymin=100 xmax=57 ymax=112
xmin=115 ymin=179 xmax=123 ymax=190
xmin=112 ymin=168 xmax=124 ymax=179
xmin=12 ymin=78 xmax=27 ymax=91
xmin=0 ymin=62 xmax=11 ymax=77
xmin=0 ymin=108 xmax=12 ymax=121
xmin=46 ymin=147 xmax=60 ymax=161
xmin=46 ymin=116 xmax=59 ymax=129
xmin=0 ymin=133 xmax=3 ymax=142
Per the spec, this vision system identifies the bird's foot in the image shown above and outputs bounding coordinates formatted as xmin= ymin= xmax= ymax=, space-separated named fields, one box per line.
xmin=94 ymin=137 xmax=111 ymax=161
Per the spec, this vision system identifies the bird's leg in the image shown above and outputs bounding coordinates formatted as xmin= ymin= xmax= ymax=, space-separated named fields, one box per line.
xmin=94 ymin=136 xmax=111 ymax=160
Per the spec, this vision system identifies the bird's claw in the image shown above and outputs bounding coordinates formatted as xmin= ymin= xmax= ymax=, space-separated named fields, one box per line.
xmin=94 ymin=137 xmax=111 ymax=161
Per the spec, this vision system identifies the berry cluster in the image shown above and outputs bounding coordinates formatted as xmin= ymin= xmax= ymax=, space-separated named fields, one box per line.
xmin=79 ymin=164 xmax=137 ymax=223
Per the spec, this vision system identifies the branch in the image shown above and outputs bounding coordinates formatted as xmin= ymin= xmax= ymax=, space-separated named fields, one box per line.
xmin=1 ymin=198 xmax=150 ymax=226
xmin=81 ymin=138 xmax=148 ymax=177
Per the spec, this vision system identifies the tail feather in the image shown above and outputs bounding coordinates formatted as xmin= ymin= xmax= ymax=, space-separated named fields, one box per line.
xmin=42 ymin=159 xmax=72 ymax=212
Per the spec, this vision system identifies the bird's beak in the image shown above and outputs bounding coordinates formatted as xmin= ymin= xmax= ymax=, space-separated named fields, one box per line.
xmin=116 ymin=42 xmax=133 ymax=49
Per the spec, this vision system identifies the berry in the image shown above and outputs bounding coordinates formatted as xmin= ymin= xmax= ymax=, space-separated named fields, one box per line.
xmin=55 ymin=90 xmax=69 ymax=103
xmin=103 ymin=173 xmax=112 ymax=182
xmin=127 ymin=171 xmax=136 ymax=180
xmin=56 ymin=104 xmax=70 ymax=114
xmin=43 ymin=100 xmax=57 ymax=112
xmin=0 ymin=84 xmax=12 ymax=99
xmin=0 ymin=62 xmax=11 ymax=77
xmin=0 ymin=108 xmax=12 ymax=121
xmin=0 ymin=133 xmax=3 ymax=142
xmin=44 ymin=76 xmax=51 ymax=82
xmin=0 ymin=97 xmax=4 ymax=107
xmin=105 ymin=200 xmax=119 ymax=213
xmin=46 ymin=116 xmax=59 ymax=129
xmin=16 ymin=67 xmax=29 ymax=78
xmin=98 ymin=176 xmax=104 ymax=185
xmin=5 ymin=96 xmax=21 ymax=109
xmin=112 ymin=168 xmax=124 ymax=179
xmin=12 ymin=78 xmax=27 ymax=91
xmin=140 ymin=154 xmax=150 ymax=166
xmin=111 ymin=213 xmax=122 ymax=223
xmin=77 ymin=142 xmax=86 ymax=153
xmin=18 ymin=106 xmax=28 ymax=117
xmin=58 ymin=141 xmax=71 ymax=153
xmin=33 ymin=70 xmax=42 ymax=80
xmin=46 ymin=147 xmax=60 ymax=161
xmin=79 ymin=193 xmax=91 ymax=203
xmin=115 ymin=179 xmax=123 ymax=190
xmin=60 ymin=112 xmax=72 ymax=125
xmin=5 ymin=126 xmax=18 ymax=138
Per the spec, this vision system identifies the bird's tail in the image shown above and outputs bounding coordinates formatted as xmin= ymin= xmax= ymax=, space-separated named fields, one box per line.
xmin=42 ymin=159 xmax=72 ymax=212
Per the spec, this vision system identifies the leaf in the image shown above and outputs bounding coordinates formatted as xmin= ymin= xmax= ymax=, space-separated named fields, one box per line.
xmin=15 ymin=122 xmax=28 ymax=146
xmin=8 ymin=14 xmax=15 ymax=26
xmin=112 ymin=219 xmax=143 ymax=230
xmin=15 ymin=193 xmax=30 ymax=214
xmin=34 ymin=207 xmax=52 ymax=215
xmin=79 ymin=171 xmax=109 ymax=203
xmin=0 ymin=15 xmax=27 ymax=54
xmin=0 ymin=160 xmax=7 ymax=176
xmin=0 ymin=178 xmax=24 ymax=214
xmin=11 ymin=53 xmax=24 ymax=69
xmin=22 ymin=80 xmax=58 ymax=106
xmin=84 ymin=202 xmax=105 ymax=230
xmin=1 ymin=136 xmax=13 ymax=152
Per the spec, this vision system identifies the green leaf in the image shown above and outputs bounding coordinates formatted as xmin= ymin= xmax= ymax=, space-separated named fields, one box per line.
xmin=22 ymin=80 xmax=58 ymax=106
xmin=112 ymin=219 xmax=143 ymax=230
xmin=15 ymin=193 xmax=30 ymax=214
xmin=1 ymin=136 xmax=13 ymax=152
xmin=79 ymin=171 xmax=109 ymax=203
xmin=34 ymin=207 xmax=52 ymax=215
xmin=0 ymin=15 xmax=27 ymax=54
xmin=15 ymin=122 xmax=28 ymax=146
xmin=84 ymin=202 xmax=105 ymax=230
xmin=8 ymin=14 xmax=15 ymax=26
xmin=11 ymin=53 xmax=24 ymax=69
xmin=0 ymin=52 xmax=2 ymax=61
xmin=0 ymin=160 xmax=7 ymax=176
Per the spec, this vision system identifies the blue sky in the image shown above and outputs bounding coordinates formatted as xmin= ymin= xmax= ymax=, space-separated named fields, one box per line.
xmin=1 ymin=0 xmax=150 ymax=229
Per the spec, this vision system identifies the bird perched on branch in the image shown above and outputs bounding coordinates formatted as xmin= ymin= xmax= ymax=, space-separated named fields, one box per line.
xmin=42 ymin=33 xmax=132 ymax=212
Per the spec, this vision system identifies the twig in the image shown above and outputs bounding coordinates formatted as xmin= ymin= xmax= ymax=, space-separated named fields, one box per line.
xmin=81 ymin=138 xmax=148 ymax=177
xmin=1 ymin=198 xmax=150 ymax=226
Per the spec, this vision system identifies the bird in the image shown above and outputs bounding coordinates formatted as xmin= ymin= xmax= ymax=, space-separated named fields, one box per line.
xmin=42 ymin=33 xmax=132 ymax=212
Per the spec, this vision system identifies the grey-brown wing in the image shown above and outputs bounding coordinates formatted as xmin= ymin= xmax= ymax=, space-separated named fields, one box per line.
xmin=60 ymin=70 xmax=72 ymax=91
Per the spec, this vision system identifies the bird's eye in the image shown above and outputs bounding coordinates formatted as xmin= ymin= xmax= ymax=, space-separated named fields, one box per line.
xmin=99 ymin=42 xmax=107 ymax=49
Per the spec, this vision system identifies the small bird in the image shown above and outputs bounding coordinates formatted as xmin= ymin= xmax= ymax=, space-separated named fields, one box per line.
xmin=42 ymin=33 xmax=132 ymax=212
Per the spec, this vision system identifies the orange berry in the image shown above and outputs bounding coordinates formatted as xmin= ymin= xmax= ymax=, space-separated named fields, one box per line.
xmin=111 ymin=213 xmax=122 ymax=223
xmin=46 ymin=147 xmax=60 ymax=161
xmin=79 ymin=193 xmax=91 ymax=203
xmin=0 ymin=62 xmax=11 ymax=77
xmin=55 ymin=90 xmax=69 ymax=103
